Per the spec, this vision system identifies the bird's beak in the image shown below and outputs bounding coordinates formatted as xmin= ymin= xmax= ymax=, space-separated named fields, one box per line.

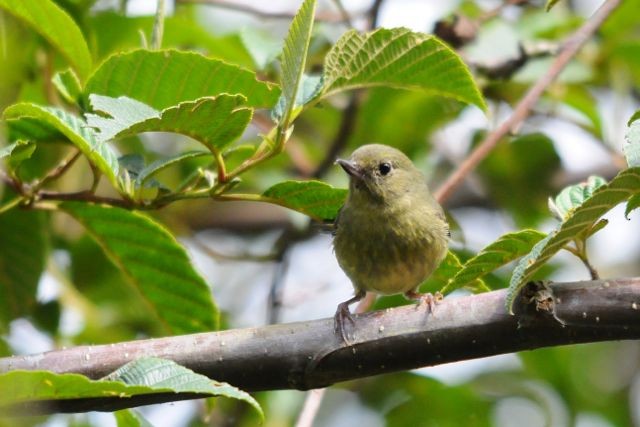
xmin=336 ymin=158 xmax=363 ymax=180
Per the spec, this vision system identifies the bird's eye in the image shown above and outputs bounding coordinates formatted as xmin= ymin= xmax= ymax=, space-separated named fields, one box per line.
xmin=378 ymin=162 xmax=392 ymax=176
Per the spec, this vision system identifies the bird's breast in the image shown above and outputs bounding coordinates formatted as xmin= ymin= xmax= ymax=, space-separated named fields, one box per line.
xmin=333 ymin=202 xmax=448 ymax=295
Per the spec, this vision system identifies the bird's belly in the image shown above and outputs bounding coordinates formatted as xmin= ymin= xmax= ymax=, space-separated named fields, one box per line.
xmin=335 ymin=238 xmax=443 ymax=295
xmin=363 ymin=259 xmax=430 ymax=294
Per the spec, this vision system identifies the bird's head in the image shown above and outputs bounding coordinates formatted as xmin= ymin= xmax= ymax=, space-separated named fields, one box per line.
xmin=336 ymin=144 xmax=425 ymax=204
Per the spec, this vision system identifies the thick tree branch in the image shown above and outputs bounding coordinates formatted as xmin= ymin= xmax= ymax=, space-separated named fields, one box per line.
xmin=3 ymin=278 xmax=640 ymax=414
xmin=434 ymin=0 xmax=622 ymax=204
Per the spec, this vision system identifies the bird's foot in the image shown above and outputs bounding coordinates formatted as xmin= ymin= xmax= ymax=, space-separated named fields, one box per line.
xmin=404 ymin=290 xmax=443 ymax=314
xmin=334 ymin=291 xmax=366 ymax=344
xmin=334 ymin=302 xmax=356 ymax=344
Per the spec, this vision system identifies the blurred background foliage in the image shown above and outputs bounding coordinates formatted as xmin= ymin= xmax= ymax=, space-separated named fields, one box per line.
xmin=1 ymin=0 xmax=640 ymax=426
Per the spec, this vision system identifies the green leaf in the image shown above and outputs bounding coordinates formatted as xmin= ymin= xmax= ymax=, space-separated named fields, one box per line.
xmin=322 ymin=28 xmax=486 ymax=110
xmin=89 ymin=13 xmax=253 ymax=67
xmin=479 ymin=132 xmax=561 ymax=224
xmin=5 ymin=117 xmax=65 ymax=143
xmin=626 ymin=194 xmax=640 ymax=219
xmin=507 ymin=168 xmax=640 ymax=313
xmin=261 ymin=180 xmax=347 ymax=221
xmin=434 ymin=250 xmax=464 ymax=282
xmin=553 ymin=85 xmax=603 ymax=137
xmin=423 ymin=250 xmax=467 ymax=294
xmin=86 ymin=95 xmax=159 ymax=142
xmin=87 ymin=95 xmax=252 ymax=153
xmin=272 ymin=74 xmax=323 ymax=122
xmin=545 ymin=0 xmax=561 ymax=12
xmin=222 ymin=144 xmax=256 ymax=171
xmin=52 ymin=68 xmax=82 ymax=105
xmin=548 ymin=176 xmax=607 ymax=221
xmin=6 ymin=142 xmax=36 ymax=170
xmin=586 ymin=218 xmax=609 ymax=238
xmin=628 ymin=110 xmax=640 ymax=127
xmin=240 ymin=27 xmax=282 ymax=70
xmin=0 ymin=0 xmax=92 ymax=79
xmin=0 ymin=209 xmax=47 ymax=330
xmin=84 ymin=49 xmax=279 ymax=110
xmin=3 ymin=103 xmax=121 ymax=189
xmin=117 ymin=154 xmax=166 ymax=192
xmin=136 ymin=151 xmax=213 ymax=188
xmin=278 ymin=0 xmax=317 ymax=126
xmin=60 ymin=202 xmax=218 ymax=334
xmin=0 ymin=358 xmax=262 ymax=419
xmin=115 ymin=409 xmax=153 ymax=427
xmin=624 ymin=112 xmax=640 ymax=167
xmin=0 ymin=140 xmax=34 ymax=164
xmin=351 ymin=88 xmax=462 ymax=155
xmin=444 ymin=230 xmax=546 ymax=294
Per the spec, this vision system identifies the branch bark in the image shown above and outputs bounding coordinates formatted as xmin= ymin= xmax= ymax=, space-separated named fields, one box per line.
xmin=434 ymin=0 xmax=622 ymax=204
xmin=3 ymin=278 xmax=640 ymax=414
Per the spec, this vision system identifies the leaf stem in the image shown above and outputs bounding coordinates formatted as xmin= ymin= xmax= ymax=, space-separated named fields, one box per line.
xmin=33 ymin=149 xmax=82 ymax=190
xmin=226 ymin=127 xmax=279 ymax=181
xmin=0 ymin=196 xmax=22 ymax=215
xmin=0 ymin=169 xmax=21 ymax=194
xmin=38 ymin=191 xmax=133 ymax=209
xmin=212 ymin=149 xmax=227 ymax=183
xmin=151 ymin=0 xmax=166 ymax=50
xmin=573 ymin=239 xmax=600 ymax=280
xmin=330 ymin=0 xmax=352 ymax=28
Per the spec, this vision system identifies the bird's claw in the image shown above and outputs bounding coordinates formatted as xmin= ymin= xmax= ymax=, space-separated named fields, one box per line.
xmin=334 ymin=302 xmax=356 ymax=344
xmin=405 ymin=291 xmax=443 ymax=315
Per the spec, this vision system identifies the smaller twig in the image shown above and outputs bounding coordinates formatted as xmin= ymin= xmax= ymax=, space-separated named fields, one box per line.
xmin=433 ymin=15 xmax=478 ymax=49
xmin=226 ymin=136 xmax=284 ymax=181
xmin=42 ymin=51 xmax=57 ymax=105
xmin=295 ymin=389 xmax=327 ymax=427
xmin=138 ymin=29 xmax=149 ymax=49
xmin=152 ymin=188 xmax=211 ymax=207
xmin=268 ymin=249 xmax=291 ymax=324
xmin=191 ymin=236 xmax=277 ymax=262
xmin=367 ymin=0 xmax=384 ymax=28
xmin=580 ymin=256 xmax=600 ymax=280
xmin=0 ymin=169 xmax=20 ymax=193
xmin=0 ymin=196 xmax=22 ymax=215
xmin=33 ymin=149 xmax=82 ymax=190
xmin=89 ymin=162 xmax=101 ymax=193
xmin=212 ymin=149 xmax=227 ymax=183
xmin=478 ymin=0 xmax=530 ymax=24
xmin=37 ymin=191 xmax=133 ymax=209
xmin=574 ymin=240 xmax=600 ymax=280
xmin=474 ymin=44 xmax=529 ymax=80
xmin=176 ymin=0 xmax=355 ymax=23
xmin=266 ymin=224 xmax=318 ymax=324
xmin=311 ymin=94 xmax=360 ymax=178
xmin=252 ymin=112 xmax=315 ymax=176
xmin=330 ymin=0 xmax=353 ymax=28
xmin=562 ymin=241 xmax=600 ymax=280
xmin=434 ymin=0 xmax=622 ymax=204
xmin=0 ymin=12 xmax=7 ymax=60
xmin=151 ymin=0 xmax=166 ymax=50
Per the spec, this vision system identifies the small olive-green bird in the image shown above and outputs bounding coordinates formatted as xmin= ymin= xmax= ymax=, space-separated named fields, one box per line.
xmin=333 ymin=144 xmax=449 ymax=342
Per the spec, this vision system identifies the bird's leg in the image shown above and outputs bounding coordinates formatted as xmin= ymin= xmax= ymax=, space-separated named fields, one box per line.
xmin=404 ymin=290 xmax=443 ymax=314
xmin=334 ymin=290 xmax=366 ymax=344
